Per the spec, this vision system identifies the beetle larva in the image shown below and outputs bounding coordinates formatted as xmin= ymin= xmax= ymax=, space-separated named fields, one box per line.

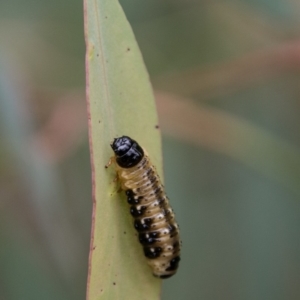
xmin=106 ymin=136 xmax=181 ymax=279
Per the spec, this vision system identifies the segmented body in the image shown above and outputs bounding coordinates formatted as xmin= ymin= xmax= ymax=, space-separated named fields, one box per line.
xmin=109 ymin=136 xmax=181 ymax=279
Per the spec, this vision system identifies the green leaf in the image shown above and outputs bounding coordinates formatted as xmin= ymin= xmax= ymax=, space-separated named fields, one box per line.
xmin=84 ymin=0 xmax=162 ymax=299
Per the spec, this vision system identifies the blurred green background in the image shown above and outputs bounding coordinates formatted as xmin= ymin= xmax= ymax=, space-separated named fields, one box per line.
xmin=1 ymin=0 xmax=300 ymax=299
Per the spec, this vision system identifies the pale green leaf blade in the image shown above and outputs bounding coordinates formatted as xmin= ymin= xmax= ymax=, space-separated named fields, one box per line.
xmin=84 ymin=0 xmax=162 ymax=299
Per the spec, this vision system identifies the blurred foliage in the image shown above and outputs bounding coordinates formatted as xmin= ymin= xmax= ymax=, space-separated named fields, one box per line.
xmin=0 ymin=0 xmax=300 ymax=300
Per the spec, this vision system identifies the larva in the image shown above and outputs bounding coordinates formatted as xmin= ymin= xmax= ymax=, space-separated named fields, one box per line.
xmin=106 ymin=136 xmax=181 ymax=279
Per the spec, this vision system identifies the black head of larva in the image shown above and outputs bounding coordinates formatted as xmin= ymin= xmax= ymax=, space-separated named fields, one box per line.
xmin=111 ymin=136 xmax=144 ymax=168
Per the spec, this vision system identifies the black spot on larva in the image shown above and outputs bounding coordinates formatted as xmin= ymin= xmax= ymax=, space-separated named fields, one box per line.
xmin=166 ymin=256 xmax=180 ymax=271
xmin=162 ymin=209 xmax=173 ymax=221
xmin=157 ymin=197 xmax=165 ymax=206
xmin=133 ymin=217 xmax=153 ymax=232
xmin=130 ymin=206 xmax=146 ymax=217
xmin=139 ymin=232 xmax=159 ymax=245
xmin=173 ymin=241 xmax=179 ymax=249
xmin=113 ymin=282 xmax=116 ymax=285
xmin=144 ymin=218 xmax=152 ymax=224
xmin=149 ymin=176 xmax=157 ymax=184
xmin=144 ymin=247 xmax=162 ymax=259
xmin=127 ymin=47 xmax=130 ymax=51
xmin=127 ymin=195 xmax=142 ymax=205
xmin=170 ymin=230 xmax=179 ymax=238
xmin=155 ymin=125 xmax=160 ymax=129
xmin=168 ymin=224 xmax=176 ymax=233
xmin=125 ymin=190 xmax=143 ymax=204
xmin=153 ymin=186 xmax=162 ymax=195
xmin=161 ymin=209 xmax=168 ymax=216
xmin=143 ymin=169 xmax=152 ymax=178
xmin=125 ymin=189 xmax=134 ymax=197
xmin=140 ymin=237 xmax=156 ymax=245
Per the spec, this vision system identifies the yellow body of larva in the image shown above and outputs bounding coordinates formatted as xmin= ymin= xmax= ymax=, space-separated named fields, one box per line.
xmin=113 ymin=151 xmax=181 ymax=279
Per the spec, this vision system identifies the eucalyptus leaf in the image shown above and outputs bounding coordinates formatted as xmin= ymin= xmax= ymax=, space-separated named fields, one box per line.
xmin=84 ymin=0 xmax=162 ymax=299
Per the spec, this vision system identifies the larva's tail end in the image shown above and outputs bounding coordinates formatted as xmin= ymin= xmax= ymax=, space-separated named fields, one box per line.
xmin=153 ymin=273 xmax=174 ymax=279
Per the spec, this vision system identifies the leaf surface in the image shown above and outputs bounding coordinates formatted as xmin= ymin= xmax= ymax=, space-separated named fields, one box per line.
xmin=84 ymin=1 xmax=162 ymax=299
